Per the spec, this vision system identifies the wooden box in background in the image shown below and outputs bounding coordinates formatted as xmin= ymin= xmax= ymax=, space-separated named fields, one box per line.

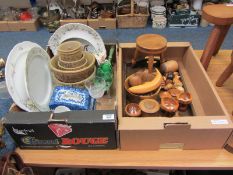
xmin=60 ymin=19 xmax=88 ymax=26
xmin=88 ymin=18 xmax=116 ymax=29
xmin=117 ymin=0 xmax=149 ymax=28
xmin=7 ymin=19 xmax=39 ymax=32
xmin=0 ymin=21 xmax=9 ymax=31
xmin=0 ymin=0 xmax=31 ymax=8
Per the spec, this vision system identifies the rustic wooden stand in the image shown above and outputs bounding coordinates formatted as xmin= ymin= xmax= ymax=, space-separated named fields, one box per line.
xmin=131 ymin=34 xmax=167 ymax=72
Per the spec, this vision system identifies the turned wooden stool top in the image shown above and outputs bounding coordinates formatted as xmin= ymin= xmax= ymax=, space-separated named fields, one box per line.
xmin=203 ymin=4 xmax=233 ymax=25
xmin=136 ymin=34 xmax=167 ymax=55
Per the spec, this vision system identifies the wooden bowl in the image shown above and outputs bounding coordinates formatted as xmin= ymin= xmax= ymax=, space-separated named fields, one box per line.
xmin=58 ymin=41 xmax=82 ymax=53
xmin=159 ymin=91 xmax=172 ymax=99
xmin=125 ymin=103 xmax=142 ymax=117
xmin=58 ymin=55 xmax=88 ymax=70
xmin=139 ymin=99 xmax=160 ymax=114
xmin=57 ymin=41 xmax=83 ymax=62
xmin=50 ymin=52 xmax=96 ymax=83
xmin=52 ymin=66 xmax=96 ymax=87
xmin=124 ymin=76 xmax=161 ymax=102
xmin=160 ymin=97 xmax=179 ymax=113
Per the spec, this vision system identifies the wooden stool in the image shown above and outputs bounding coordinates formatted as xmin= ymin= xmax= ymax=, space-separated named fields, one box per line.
xmin=216 ymin=50 xmax=233 ymax=87
xmin=200 ymin=4 xmax=233 ymax=70
xmin=132 ymin=34 xmax=167 ymax=73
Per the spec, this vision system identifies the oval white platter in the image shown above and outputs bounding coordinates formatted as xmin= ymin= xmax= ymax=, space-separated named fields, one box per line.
xmin=5 ymin=41 xmax=41 ymax=112
xmin=48 ymin=23 xmax=106 ymax=64
xmin=26 ymin=47 xmax=53 ymax=112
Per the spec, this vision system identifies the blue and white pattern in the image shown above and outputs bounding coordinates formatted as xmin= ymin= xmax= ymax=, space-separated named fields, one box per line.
xmin=49 ymin=86 xmax=92 ymax=110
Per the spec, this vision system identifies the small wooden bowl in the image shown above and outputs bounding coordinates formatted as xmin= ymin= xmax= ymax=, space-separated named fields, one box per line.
xmin=159 ymin=91 xmax=172 ymax=99
xmin=178 ymin=92 xmax=192 ymax=112
xmin=139 ymin=99 xmax=160 ymax=114
xmin=160 ymin=97 xmax=179 ymax=117
xmin=125 ymin=103 xmax=142 ymax=117
xmin=168 ymin=88 xmax=182 ymax=99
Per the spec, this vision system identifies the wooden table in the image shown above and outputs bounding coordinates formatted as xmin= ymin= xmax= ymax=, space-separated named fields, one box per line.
xmin=15 ymin=148 xmax=233 ymax=170
xmin=16 ymin=50 xmax=233 ymax=170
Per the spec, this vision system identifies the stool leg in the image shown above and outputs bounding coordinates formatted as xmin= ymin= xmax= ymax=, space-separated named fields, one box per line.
xmin=216 ymin=51 xmax=233 ymax=87
xmin=160 ymin=52 xmax=166 ymax=64
xmin=213 ymin=25 xmax=230 ymax=56
xmin=132 ymin=49 xmax=139 ymax=65
xmin=147 ymin=56 xmax=154 ymax=74
xmin=200 ymin=25 xmax=223 ymax=70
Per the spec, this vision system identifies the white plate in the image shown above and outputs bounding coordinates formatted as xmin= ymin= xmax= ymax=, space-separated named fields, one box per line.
xmin=5 ymin=41 xmax=41 ymax=112
xmin=26 ymin=47 xmax=53 ymax=112
xmin=48 ymin=23 xmax=106 ymax=64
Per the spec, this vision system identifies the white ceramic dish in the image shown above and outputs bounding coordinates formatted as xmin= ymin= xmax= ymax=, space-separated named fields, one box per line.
xmin=5 ymin=41 xmax=41 ymax=112
xmin=150 ymin=6 xmax=166 ymax=13
xmin=54 ymin=106 xmax=71 ymax=113
xmin=48 ymin=23 xmax=106 ymax=64
xmin=26 ymin=47 xmax=53 ymax=112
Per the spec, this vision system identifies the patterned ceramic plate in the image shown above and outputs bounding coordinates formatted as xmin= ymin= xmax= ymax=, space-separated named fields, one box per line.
xmin=5 ymin=41 xmax=41 ymax=112
xmin=26 ymin=47 xmax=52 ymax=112
xmin=48 ymin=23 xmax=106 ymax=64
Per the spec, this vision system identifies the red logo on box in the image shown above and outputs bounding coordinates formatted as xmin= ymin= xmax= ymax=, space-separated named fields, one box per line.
xmin=48 ymin=123 xmax=72 ymax=137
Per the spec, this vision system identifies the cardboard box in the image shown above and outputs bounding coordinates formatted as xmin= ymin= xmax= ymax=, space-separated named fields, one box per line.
xmin=88 ymin=18 xmax=116 ymax=29
xmin=0 ymin=21 xmax=9 ymax=31
xmin=4 ymin=110 xmax=117 ymax=149
xmin=117 ymin=42 xmax=233 ymax=150
xmin=4 ymin=44 xmax=118 ymax=150
xmin=8 ymin=19 xmax=39 ymax=32
xmin=60 ymin=19 xmax=88 ymax=26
